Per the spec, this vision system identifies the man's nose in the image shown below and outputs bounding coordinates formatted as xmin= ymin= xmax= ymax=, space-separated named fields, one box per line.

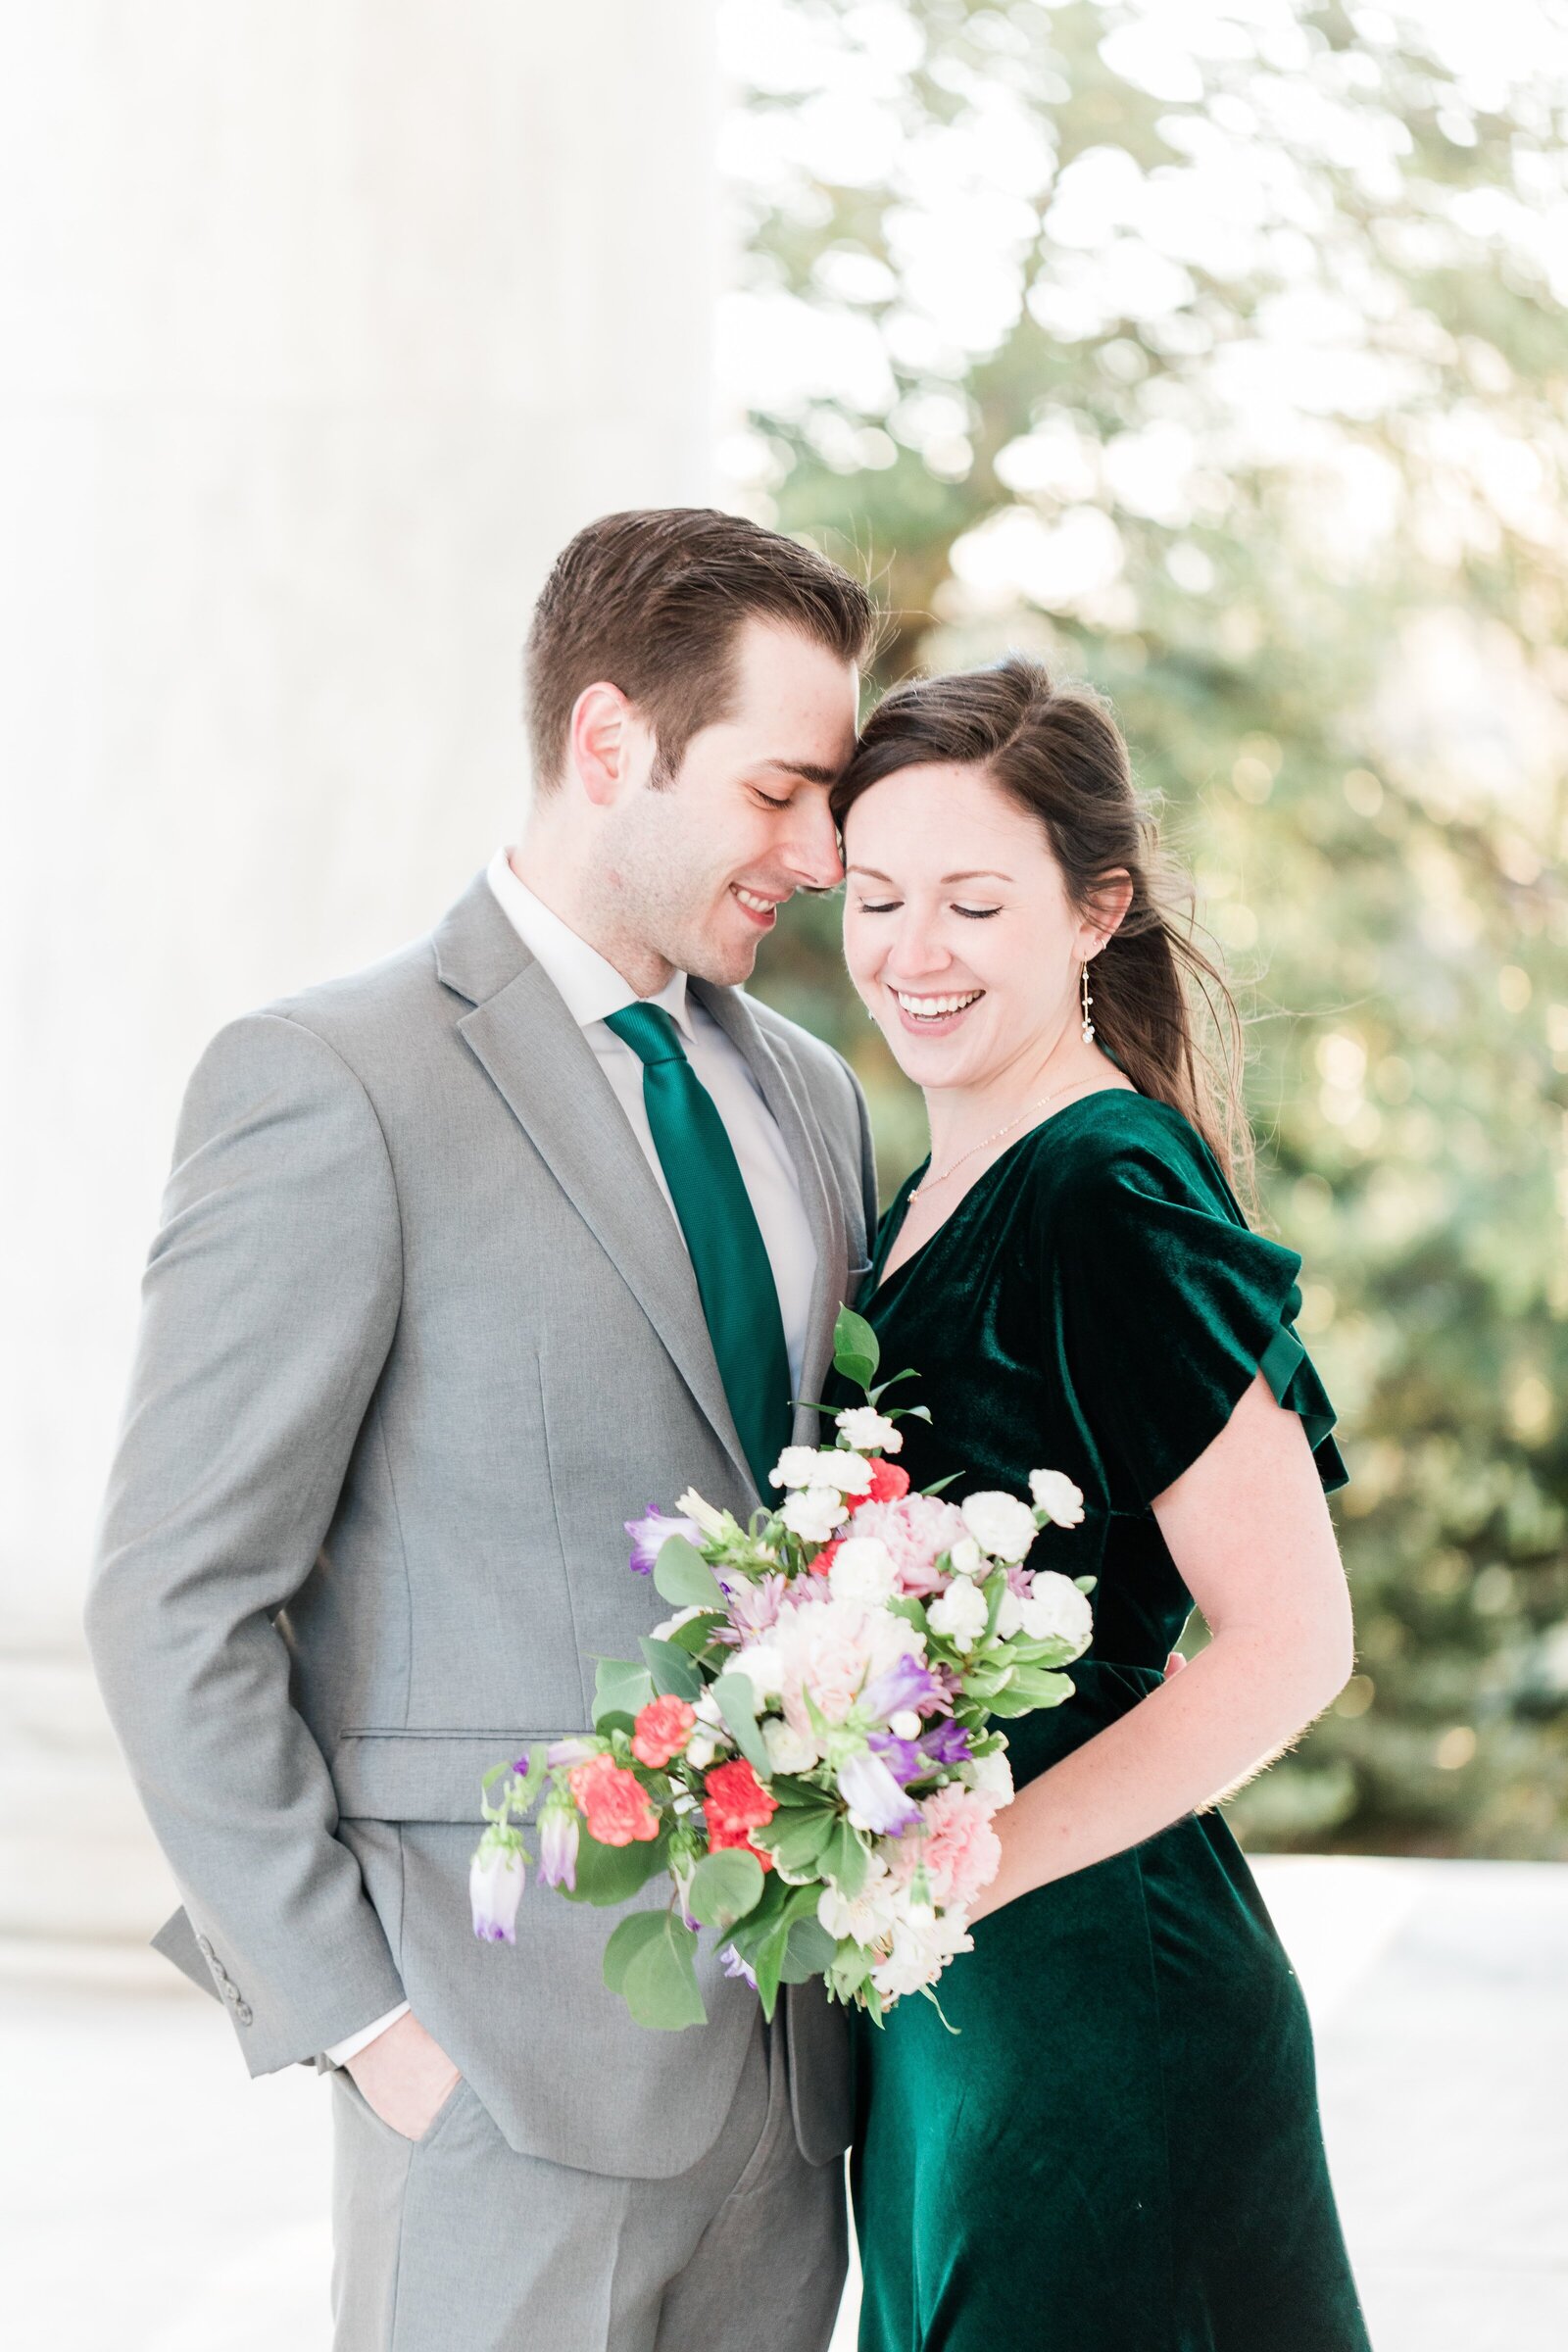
xmin=782 ymin=795 xmax=846 ymax=890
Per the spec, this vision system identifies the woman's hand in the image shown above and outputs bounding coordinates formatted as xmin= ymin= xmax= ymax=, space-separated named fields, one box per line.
xmin=961 ymin=1374 xmax=1352 ymax=1923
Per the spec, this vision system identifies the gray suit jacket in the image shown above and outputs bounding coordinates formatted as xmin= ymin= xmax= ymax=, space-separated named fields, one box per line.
xmin=86 ymin=872 xmax=877 ymax=2179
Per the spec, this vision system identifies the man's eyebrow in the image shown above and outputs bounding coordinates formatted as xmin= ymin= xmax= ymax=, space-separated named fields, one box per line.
xmin=758 ymin=758 xmax=843 ymax=786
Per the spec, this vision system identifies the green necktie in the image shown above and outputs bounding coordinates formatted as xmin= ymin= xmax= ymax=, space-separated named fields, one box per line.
xmin=606 ymin=1001 xmax=793 ymax=1495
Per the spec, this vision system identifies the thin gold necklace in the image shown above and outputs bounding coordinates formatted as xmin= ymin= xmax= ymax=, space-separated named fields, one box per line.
xmin=909 ymin=1070 xmax=1095 ymax=1204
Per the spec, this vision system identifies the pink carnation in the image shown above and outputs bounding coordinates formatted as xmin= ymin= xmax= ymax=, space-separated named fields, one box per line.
xmin=849 ymin=1494 xmax=971 ymax=1597
xmin=891 ymin=1784 xmax=1003 ymax=1915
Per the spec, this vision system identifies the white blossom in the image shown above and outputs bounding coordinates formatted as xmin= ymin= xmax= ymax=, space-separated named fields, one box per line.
xmin=870 ymin=1904 xmax=973 ymax=1999
xmin=686 ymin=1732 xmax=722 ymax=1770
xmin=810 ymin=1450 xmax=875 ymax=1494
xmin=927 ymin=1577 xmax=990 ymax=1651
xmin=967 ymin=1746 xmax=1015 ymax=1807
xmin=780 ymin=1487 xmax=850 ymax=1544
xmin=763 ymin=1716 xmax=818 ymax=1774
xmin=732 ymin=1641 xmax=786 ymax=1699
xmin=1029 ymin=1468 xmax=1087 ymax=1528
xmin=828 ymin=1536 xmax=898 ymax=1607
xmin=994 ymin=1588 xmax=1025 ymax=1640
xmin=889 ymin=1709 xmax=922 ymax=1741
xmin=948 ymin=1535 xmax=984 ymax=1577
xmin=770 ymin=1446 xmax=824 ymax=1491
xmin=960 ymin=1491 xmax=1039 ymax=1563
xmin=1019 ymin=1571 xmax=1095 ymax=1652
xmin=675 ymin=1487 xmax=728 ymax=1537
xmin=835 ymin=1406 xmax=903 ymax=1454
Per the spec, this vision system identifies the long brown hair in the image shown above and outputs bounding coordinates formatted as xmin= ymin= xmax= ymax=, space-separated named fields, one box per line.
xmin=831 ymin=657 xmax=1252 ymax=1195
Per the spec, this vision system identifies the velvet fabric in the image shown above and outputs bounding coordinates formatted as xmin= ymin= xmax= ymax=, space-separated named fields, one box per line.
xmin=834 ymin=1092 xmax=1371 ymax=2352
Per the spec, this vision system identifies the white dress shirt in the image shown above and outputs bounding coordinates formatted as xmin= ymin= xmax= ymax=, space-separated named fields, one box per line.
xmin=324 ymin=851 xmax=819 ymax=2068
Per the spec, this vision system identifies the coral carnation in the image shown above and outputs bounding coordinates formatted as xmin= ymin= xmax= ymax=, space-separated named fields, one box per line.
xmin=704 ymin=1757 xmax=777 ymax=1838
xmin=865 ymin=1458 xmax=910 ymax=1505
xmin=631 ymin=1694 xmax=697 ymax=1769
xmin=568 ymin=1752 xmax=660 ymax=1847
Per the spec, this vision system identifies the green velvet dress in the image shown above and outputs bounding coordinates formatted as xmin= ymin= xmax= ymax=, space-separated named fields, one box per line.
xmin=835 ymin=1091 xmax=1371 ymax=2352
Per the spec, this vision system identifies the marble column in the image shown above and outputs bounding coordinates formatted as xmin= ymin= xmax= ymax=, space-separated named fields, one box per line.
xmin=0 ymin=1 xmax=719 ymax=1941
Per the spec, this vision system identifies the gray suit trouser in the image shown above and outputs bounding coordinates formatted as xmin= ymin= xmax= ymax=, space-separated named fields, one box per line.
xmin=330 ymin=2013 xmax=847 ymax=2352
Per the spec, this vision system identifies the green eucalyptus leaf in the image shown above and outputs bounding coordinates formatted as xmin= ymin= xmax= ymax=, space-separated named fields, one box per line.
xmin=638 ymin=1635 xmax=704 ymax=1700
xmin=593 ymin=1656 xmax=656 ymax=1728
xmin=561 ymin=1825 xmax=670 ymax=1906
xmin=619 ymin=1912 xmax=708 ymax=2032
xmin=602 ymin=1909 xmax=666 ymax=1995
xmin=710 ymin=1671 xmax=773 ymax=1780
xmin=653 ymin=1536 xmax=726 ymax=1610
xmin=779 ymin=1915 xmax=838 ymax=1983
xmin=686 ymin=1847 xmax=765 ymax=1931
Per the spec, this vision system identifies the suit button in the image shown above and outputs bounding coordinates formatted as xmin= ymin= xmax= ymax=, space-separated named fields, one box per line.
xmin=197 ymin=1936 xmax=215 ymax=1960
xmin=235 ymin=2003 xmax=254 ymax=2027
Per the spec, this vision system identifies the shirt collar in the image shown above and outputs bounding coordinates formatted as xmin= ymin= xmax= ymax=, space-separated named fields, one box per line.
xmin=486 ymin=848 xmax=692 ymax=1037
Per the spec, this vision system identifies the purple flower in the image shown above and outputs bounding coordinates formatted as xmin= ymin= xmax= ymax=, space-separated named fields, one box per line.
xmin=868 ymin=1731 xmax=923 ymax=1786
xmin=837 ymin=1749 xmax=924 ymax=1838
xmin=546 ymin=1737 xmax=599 ymax=1768
xmin=537 ymin=1802 xmax=579 ymax=1892
xmin=720 ymin=1943 xmax=758 ymax=1987
xmin=861 ymin=1652 xmax=940 ymax=1724
xmin=918 ymin=1718 xmax=973 ymax=1768
xmin=625 ymin=1506 xmax=703 ymax=1577
xmin=716 ymin=1570 xmax=788 ymax=1644
xmin=469 ymin=1841 xmax=525 ymax=1942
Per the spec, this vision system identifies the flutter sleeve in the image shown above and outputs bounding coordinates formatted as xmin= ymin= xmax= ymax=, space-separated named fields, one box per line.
xmin=1051 ymin=1108 xmax=1348 ymax=1508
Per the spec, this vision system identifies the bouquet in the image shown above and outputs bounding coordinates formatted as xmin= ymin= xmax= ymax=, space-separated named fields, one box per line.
xmin=468 ymin=1308 xmax=1093 ymax=2028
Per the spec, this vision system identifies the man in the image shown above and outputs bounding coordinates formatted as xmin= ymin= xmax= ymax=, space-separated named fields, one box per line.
xmin=87 ymin=508 xmax=880 ymax=2349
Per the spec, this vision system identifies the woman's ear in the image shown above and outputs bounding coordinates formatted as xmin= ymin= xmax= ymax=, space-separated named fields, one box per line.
xmin=1082 ymin=867 xmax=1135 ymax=952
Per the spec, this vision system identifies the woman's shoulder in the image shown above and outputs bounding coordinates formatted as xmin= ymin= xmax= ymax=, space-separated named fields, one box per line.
xmin=1017 ymin=1087 xmax=1236 ymax=1227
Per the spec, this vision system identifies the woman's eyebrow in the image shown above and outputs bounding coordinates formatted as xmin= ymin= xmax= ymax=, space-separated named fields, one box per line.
xmin=845 ymin=865 xmax=1012 ymax=885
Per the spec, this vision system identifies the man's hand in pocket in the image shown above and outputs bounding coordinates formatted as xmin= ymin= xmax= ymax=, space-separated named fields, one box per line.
xmin=347 ymin=2010 xmax=461 ymax=2140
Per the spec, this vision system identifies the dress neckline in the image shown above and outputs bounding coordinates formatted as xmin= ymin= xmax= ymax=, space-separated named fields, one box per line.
xmin=869 ymin=1084 xmax=1140 ymax=1301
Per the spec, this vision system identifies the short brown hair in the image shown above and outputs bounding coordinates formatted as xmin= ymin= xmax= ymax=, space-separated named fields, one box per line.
xmin=524 ymin=508 xmax=877 ymax=790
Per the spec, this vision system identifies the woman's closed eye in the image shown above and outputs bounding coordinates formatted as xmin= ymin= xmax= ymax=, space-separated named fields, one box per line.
xmin=856 ymin=898 xmax=1002 ymax=919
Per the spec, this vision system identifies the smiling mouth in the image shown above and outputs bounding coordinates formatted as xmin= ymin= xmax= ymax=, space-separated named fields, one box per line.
xmin=892 ymin=987 xmax=985 ymax=1024
xmin=732 ymin=884 xmax=783 ymax=923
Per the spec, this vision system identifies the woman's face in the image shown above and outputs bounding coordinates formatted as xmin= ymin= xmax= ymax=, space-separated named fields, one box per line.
xmin=842 ymin=760 xmax=1108 ymax=1095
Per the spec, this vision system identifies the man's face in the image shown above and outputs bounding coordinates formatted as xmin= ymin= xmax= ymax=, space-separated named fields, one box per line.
xmin=593 ymin=616 xmax=859 ymax=986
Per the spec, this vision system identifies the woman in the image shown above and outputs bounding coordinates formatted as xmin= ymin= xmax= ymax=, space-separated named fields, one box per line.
xmin=829 ymin=659 xmax=1372 ymax=2352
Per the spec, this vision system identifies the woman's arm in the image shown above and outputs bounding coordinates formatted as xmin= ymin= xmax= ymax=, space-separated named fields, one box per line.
xmin=968 ymin=1372 xmax=1354 ymax=1921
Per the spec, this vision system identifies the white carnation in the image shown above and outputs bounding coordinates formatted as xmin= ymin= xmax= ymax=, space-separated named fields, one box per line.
xmin=835 ymin=1407 xmax=903 ymax=1454
xmin=828 ymin=1536 xmax=898 ymax=1607
xmin=960 ymin=1491 xmax=1039 ymax=1564
xmin=1019 ymin=1571 xmax=1094 ymax=1652
xmin=994 ymin=1587 xmax=1025 ymax=1640
xmin=1029 ymin=1468 xmax=1086 ymax=1528
xmin=763 ymin=1716 xmax=818 ymax=1774
xmin=870 ymin=1906 xmax=973 ymax=2000
xmin=948 ymin=1536 xmax=984 ymax=1577
xmin=927 ymin=1577 xmax=990 ymax=1651
xmin=812 ymin=1450 xmax=875 ymax=1494
xmin=770 ymin=1446 xmax=824 ymax=1491
xmin=780 ymin=1487 xmax=850 ymax=1544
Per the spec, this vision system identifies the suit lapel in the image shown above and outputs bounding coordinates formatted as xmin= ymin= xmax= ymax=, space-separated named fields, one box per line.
xmin=435 ymin=879 xmax=755 ymax=1492
xmin=692 ymin=981 xmax=850 ymax=1445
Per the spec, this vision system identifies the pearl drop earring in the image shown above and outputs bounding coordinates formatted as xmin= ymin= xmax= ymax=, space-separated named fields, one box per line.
xmin=1080 ymin=957 xmax=1095 ymax=1045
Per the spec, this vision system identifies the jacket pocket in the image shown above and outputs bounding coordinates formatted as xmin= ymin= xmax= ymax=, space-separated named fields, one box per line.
xmin=332 ymin=1730 xmax=583 ymax=1822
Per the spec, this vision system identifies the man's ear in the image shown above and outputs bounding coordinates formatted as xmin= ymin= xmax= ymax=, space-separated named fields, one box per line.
xmin=567 ymin=680 xmax=639 ymax=808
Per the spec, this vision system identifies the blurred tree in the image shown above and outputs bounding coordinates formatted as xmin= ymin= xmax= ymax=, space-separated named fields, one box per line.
xmin=726 ymin=0 xmax=1568 ymax=1855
